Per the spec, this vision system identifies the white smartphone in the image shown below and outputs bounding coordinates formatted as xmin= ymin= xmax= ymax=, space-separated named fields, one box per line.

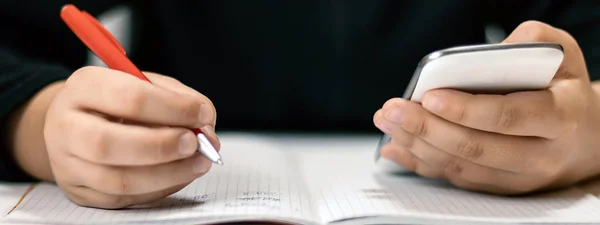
xmin=374 ymin=42 xmax=564 ymax=173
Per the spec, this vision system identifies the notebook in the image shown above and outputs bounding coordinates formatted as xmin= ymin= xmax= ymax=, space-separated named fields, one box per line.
xmin=3 ymin=134 xmax=600 ymax=225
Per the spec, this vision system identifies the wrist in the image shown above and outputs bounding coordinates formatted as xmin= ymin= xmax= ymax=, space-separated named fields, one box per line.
xmin=8 ymin=81 xmax=65 ymax=182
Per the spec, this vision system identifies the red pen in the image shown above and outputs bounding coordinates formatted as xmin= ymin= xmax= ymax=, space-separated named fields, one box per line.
xmin=60 ymin=4 xmax=223 ymax=165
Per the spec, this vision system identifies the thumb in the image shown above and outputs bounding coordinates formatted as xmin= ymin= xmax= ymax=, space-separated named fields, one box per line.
xmin=502 ymin=20 xmax=588 ymax=80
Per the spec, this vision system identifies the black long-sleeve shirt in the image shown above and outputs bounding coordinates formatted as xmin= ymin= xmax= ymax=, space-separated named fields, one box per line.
xmin=1 ymin=0 xmax=598 ymax=182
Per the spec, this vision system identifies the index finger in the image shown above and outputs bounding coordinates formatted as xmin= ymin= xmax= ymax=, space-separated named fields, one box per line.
xmin=66 ymin=66 xmax=214 ymax=128
xmin=422 ymin=89 xmax=563 ymax=138
xmin=502 ymin=20 xmax=588 ymax=81
xmin=144 ymin=72 xmax=217 ymax=127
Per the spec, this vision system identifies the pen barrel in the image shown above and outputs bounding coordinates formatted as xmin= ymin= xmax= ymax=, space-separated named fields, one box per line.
xmin=102 ymin=57 xmax=151 ymax=83
xmin=197 ymin=133 xmax=221 ymax=162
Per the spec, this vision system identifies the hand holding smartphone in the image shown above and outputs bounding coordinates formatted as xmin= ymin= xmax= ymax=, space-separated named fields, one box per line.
xmin=375 ymin=42 xmax=564 ymax=172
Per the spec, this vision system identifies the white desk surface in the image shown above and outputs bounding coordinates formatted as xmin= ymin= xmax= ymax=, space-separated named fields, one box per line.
xmin=2 ymin=132 xmax=600 ymax=221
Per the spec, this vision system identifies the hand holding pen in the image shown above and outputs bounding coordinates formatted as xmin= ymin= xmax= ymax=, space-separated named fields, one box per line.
xmin=38 ymin=4 xmax=222 ymax=209
xmin=60 ymin=4 xmax=222 ymax=165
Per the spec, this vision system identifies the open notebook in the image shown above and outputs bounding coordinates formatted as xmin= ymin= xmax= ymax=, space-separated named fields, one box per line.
xmin=4 ymin=134 xmax=600 ymax=225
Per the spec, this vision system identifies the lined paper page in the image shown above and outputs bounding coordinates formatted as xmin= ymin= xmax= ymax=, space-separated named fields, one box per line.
xmin=4 ymin=135 xmax=316 ymax=225
xmin=0 ymin=183 xmax=32 ymax=216
xmin=316 ymin=176 xmax=600 ymax=224
xmin=293 ymin=145 xmax=600 ymax=224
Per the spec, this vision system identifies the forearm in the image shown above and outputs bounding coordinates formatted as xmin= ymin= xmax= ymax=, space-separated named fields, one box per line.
xmin=7 ymin=81 xmax=65 ymax=182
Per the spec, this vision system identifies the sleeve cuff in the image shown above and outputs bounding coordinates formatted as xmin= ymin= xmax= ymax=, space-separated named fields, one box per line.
xmin=0 ymin=62 xmax=71 ymax=182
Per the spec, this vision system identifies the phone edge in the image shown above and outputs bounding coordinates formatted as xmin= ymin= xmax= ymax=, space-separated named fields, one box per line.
xmin=374 ymin=42 xmax=563 ymax=162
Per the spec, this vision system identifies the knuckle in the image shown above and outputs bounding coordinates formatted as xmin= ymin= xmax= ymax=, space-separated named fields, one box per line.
xmin=152 ymin=131 xmax=182 ymax=159
xmin=556 ymin=67 xmax=580 ymax=80
xmin=119 ymin=86 xmax=147 ymax=117
xmin=175 ymin=96 xmax=203 ymax=121
xmin=63 ymin=76 xmax=78 ymax=90
xmin=455 ymin=133 xmax=484 ymax=160
xmin=516 ymin=20 xmax=552 ymax=41
xmin=47 ymin=113 xmax=72 ymax=145
xmin=382 ymin=98 xmax=402 ymax=109
xmin=532 ymin=157 xmax=563 ymax=179
xmin=555 ymin=29 xmax=581 ymax=52
xmin=64 ymin=66 xmax=98 ymax=92
xmin=98 ymin=167 xmax=132 ymax=195
xmin=393 ymin=132 xmax=417 ymax=149
xmin=69 ymin=66 xmax=97 ymax=80
xmin=456 ymin=102 xmax=467 ymax=123
xmin=409 ymin=119 xmax=428 ymax=137
xmin=403 ymin=134 xmax=417 ymax=149
xmin=442 ymin=158 xmax=464 ymax=175
xmin=82 ymin=125 xmax=110 ymax=162
xmin=494 ymin=103 xmax=520 ymax=131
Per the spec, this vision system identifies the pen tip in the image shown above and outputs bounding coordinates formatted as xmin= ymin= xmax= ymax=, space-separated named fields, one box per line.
xmin=216 ymin=159 xmax=224 ymax=165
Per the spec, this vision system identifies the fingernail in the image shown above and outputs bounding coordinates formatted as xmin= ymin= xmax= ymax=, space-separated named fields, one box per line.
xmin=193 ymin=156 xmax=211 ymax=174
xmin=423 ymin=92 xmax=443 ymax=112
xmin=375 ymin=119 xmax=396 ymax=134
xmin=199 ymin=104 xmax=213 ymax=125
xmin=384 ymin=107 xmax=404 ymax=123
xmin=179 ymin=132 xmax=197 ymax=156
